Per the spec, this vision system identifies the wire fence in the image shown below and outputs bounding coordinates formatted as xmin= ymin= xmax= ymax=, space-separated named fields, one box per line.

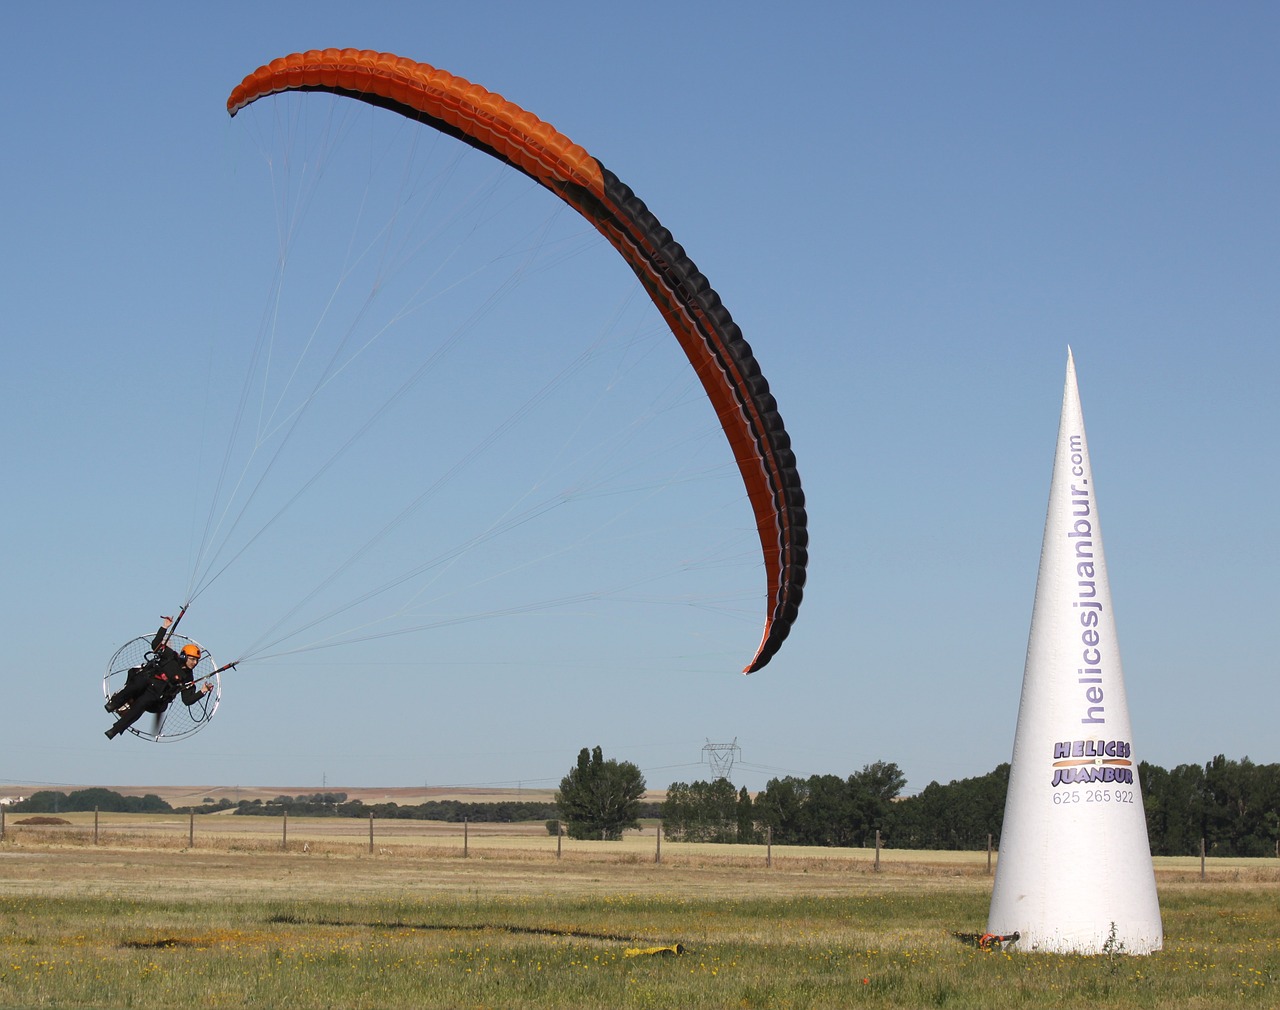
xmin=4 ymin=807 xmax=1275 ymax=880
xmin=0 ymin=807 xmax=1005 ymax=874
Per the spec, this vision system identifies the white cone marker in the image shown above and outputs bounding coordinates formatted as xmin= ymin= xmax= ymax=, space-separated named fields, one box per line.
xmin=987 ymin=348 xmax=1163 ymax=954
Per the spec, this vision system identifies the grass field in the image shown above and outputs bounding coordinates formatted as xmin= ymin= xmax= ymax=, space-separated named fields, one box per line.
xmin=2 ymin=813 xmax=1278 ymax=1008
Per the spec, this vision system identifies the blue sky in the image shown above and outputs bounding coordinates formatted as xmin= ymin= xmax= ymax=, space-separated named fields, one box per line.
xmin=3 ymin=3 xmax=1276 ymax=796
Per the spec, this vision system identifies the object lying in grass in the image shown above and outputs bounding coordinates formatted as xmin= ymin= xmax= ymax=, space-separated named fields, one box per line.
xmin=123 ymin=937 xmax=198 ymax=949
xmin=14 ymin=816 xmax=72 ymax=826
xmin=624 ymin=943 xmax=685 ymax=957
xmin=953 ymin=931 xmax=1020 ymax=950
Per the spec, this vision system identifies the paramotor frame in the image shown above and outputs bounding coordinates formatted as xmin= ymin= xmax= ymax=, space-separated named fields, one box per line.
xmin=103 ymin=634 xmax=223 ymax=742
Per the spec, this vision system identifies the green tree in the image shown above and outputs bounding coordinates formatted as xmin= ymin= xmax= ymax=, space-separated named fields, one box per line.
xmin=846 ymin=761 xmax=907 ymax=847
xmin=886 ymin=764 xmax=1007 ymax=850
xmin=675 ymin=779 xmax=739 ymax=842
xmin=754 ymin=776 xmax=809 ymax=844
xmin=11 ymin=791 xmax=69 ymax=814
xmin=556 ymin=746 xmax=646 ymax=840
xmin=737 ymin=785 xmax=758 ymax=843
xmin=799 ymin=774 xmax=853 ymax=845
xmin=12 ymin=789 xmax=172 ymax=815
xmin=661 ymin=780 xmax=733 ymax=841
xmin=1202 ymin=755 xmax=1280 ymax=857
xmin=1143 ymin=760 xmax=1206 ymax=855
xmin=660 ymin=782 xmax=694 ymax=841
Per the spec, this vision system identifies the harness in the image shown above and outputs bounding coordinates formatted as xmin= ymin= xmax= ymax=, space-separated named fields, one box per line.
xmin=138 ymin=652 xmax=171 ymax=683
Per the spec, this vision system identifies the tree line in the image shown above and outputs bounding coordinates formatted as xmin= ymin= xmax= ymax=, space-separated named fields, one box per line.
xmin=9 ymin=788 xmax=172 ymax=815
xmin=9 ymin=752 xmax=1277 ymax=857
xmin=8 ymin=781 xmax=660 ymax=828
xmin=661 ymin=760 xmax=916 ymax=847
xmin=10 ymin=789 xmax=569 ymax=824
xmin=661 ymin=755 xmax=1280 ymax=858
xmin=231 ymin=794 xmax=575 ymax=823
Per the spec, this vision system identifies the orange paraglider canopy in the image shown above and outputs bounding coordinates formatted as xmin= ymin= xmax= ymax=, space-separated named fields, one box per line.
xmin=229 ymin=49 xmax=806 ymax=672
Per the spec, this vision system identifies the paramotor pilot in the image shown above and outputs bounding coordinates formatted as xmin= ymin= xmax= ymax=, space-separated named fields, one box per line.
xmin=105 ymin=616 xmax=211 ymax=740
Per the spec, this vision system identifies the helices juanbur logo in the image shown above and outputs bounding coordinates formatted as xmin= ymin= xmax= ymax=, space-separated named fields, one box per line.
xmin=1051 ymin=739 xmax=1134 ymax=787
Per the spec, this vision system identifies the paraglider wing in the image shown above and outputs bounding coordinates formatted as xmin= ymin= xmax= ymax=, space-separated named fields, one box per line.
xmin=228 ymin=49 xmax=806 ymax=672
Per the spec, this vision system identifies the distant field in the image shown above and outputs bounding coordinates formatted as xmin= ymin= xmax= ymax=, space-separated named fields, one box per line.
xmin=4 ymin=810 xmax=970 ymax=875
xmin=3 ymin=810 xmax=1275 ymax=883
xmin=0 ymin=783 xmax=570 ymax=807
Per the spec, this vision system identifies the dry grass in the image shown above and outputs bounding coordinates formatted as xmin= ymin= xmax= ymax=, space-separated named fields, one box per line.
xmin=2 ymin=817 xmax=1279 ymax=1009
xmin=4 ymin=812 xmax=1276 ymax=890
xmin=0 ymin=813 xmax=1012 ymax=922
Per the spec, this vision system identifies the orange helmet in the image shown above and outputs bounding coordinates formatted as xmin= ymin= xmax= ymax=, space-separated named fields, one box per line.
xmin=181 ymin=643 xmax=201 ymax=659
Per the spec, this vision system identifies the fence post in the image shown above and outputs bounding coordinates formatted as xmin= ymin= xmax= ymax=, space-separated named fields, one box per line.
xmin=463 ymin=817 xmax=469 ymax=858
xmin=0 ymin=804 xmax=5 ymax=841
xmin=1200 ymin=837 xmax=1206 ymax=881
xmin=874 ymin=829 xmax=881 ymax=872
xmin=655 ymin=824 xmax=662 ymax=864
xmin=556 ymin=825 xmax=562 ymax=860
xmin=369 ymin=812 xmax=375 ymax=854
xmin=189 ymin=811 xmax=195 ymax=849
xmin=766 ymin=825 xmax=772 ymax=868
xmin=282 ymin=810 xmax=288 ymax=850
xmin=94 ymin=807 xmax=99 ymax=845
xmin=987 ymin=833 xmax=993 ymax=875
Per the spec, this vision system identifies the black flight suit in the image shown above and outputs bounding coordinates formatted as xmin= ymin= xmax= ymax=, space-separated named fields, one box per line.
xmin=105 ymin=625 xmax=205 ymax=739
